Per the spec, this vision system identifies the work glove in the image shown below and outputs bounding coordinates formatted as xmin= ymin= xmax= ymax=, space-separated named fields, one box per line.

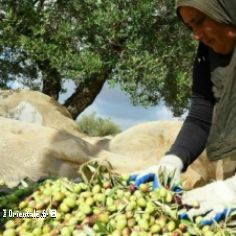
xmin=180 ymin=174 xmax=236 ymax=225
xmin=130 ymin=154 xmax=183 ymax=190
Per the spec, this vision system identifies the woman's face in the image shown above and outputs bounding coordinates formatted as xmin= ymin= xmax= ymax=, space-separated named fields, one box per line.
xmin=179 ymin=6 xmax=236 ymax=55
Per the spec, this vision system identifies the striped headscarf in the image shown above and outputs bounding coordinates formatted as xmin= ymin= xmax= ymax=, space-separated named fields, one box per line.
xmin=175 ymin=0 xmax=236 ymax=27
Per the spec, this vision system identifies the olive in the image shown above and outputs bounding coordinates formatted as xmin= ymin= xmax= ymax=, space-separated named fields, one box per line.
xmin=61 ymin=226 xmax=72 ymax=236
xmin=53 ymin=192 xmax=65 ymax=202
xmin=167 ymin=220 xmax=176 ymax=232
xmin=116 ymin=219 xmax=127 ymax=231
xmin=32 ymin=227 xmax=42 ymax=236
xmin=203 ymin=231 xmax=215 ymax=236
xmin=3 ymin=228 xmax=16 ymax=236
xmin=139 ymin=184 xmax=149 ymax=193
xmin=97 ymin=212 xmax=109 ymax=223
xmin=4 ymin=220 xmax=15 ymax=229
xmin=92 ymin=185 xmax=101 ymax=194
xmin=64 ymin=197 xmax=77 ymax=208
xmin=139 ymin=218 xmax=149 ymax=230
xmin=2 ymin=170 xmax=232 ymax=236
xmin=137 ymin=197 xmax=146 ymax=208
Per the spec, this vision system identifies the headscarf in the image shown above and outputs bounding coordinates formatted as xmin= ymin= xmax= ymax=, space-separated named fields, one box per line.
xmin=175 ymin=0 xmax=236 ymax=27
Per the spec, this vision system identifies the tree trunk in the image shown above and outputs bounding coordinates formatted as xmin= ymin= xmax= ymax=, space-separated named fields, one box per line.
xmin=64 ymin=72 xmax=108 ymax=119
xmin=38 ymin=60 xmax=62 ymax=100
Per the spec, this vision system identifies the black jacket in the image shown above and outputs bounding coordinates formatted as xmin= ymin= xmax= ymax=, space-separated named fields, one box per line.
xmin=166 ymin=42 xmax=231 ymax=171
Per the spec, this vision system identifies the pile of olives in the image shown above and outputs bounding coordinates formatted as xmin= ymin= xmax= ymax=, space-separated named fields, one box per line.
xmin=0 ymin=168 xmax=234 ymax=236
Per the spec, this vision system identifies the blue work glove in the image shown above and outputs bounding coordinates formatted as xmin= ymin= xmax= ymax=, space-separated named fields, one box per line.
xmin=129 ymin=172 xmax=161 ymax=189
xmin=179 ymin=174 xmax=236 ymax=225
xmin=179 ymin=208 xmax=234 ymax=225
xmin=130 ymin=154 xmax=183 ymax=190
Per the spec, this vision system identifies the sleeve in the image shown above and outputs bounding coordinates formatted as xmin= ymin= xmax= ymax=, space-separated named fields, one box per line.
xmin=166 ymin=43 xmax=215 ymax=171
xmin=166 ymin=94 xmax=213 ymax=171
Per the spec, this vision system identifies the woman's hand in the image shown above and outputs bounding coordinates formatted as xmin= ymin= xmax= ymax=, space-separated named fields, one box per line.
xmin=130 ymin=154 xmax=183 ymax=189
xmin=180 ymin=175 xmax=236 ymax=225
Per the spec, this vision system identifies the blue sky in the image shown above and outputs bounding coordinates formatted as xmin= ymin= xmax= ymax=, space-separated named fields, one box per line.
xmin=59 ymin=80 xmax=182 ymax=130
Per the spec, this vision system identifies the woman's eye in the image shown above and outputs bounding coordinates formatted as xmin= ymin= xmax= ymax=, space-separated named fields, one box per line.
xmin=195 ymin=16 xmax=205 ymax=26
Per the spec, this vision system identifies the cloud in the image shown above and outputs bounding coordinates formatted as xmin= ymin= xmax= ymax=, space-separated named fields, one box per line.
xmin=9 ymin=78 xmax=180 ymax=130
xmin=79 ymin=82 xmax=176 ymax=130
xmin=58 ymin=80 xmax=183 ymax=130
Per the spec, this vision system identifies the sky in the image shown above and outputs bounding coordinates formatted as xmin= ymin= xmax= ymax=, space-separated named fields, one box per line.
xmin=59 ymin=80 xmax=183 ymax=130
xmin=9 ymin=78 xmax=185 ymax=131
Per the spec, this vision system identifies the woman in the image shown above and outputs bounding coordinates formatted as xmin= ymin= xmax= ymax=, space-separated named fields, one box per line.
xmin=133 ymin=0 xmax=236 ymax=224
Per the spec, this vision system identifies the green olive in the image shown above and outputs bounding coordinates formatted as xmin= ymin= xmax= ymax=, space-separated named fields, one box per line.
xmin=18 ymin=200 xmax=28 ymax=209
xmin=64 ymin=197 xmax=77 ymax=208
xmin=137 ymin=197 xmax=146 ymax=208
xmin=203 ymin=231 xmax=215 ymax=236
xmin=115 ymin=219 xmax=127 ymax=231
xmin=61 ymin=226 xmax=72 ymax=236
xmin=138 ymin=218 xmax=149 ymax=230
xmin=98 ymin=212 xmax=109 ymax=223
xmin=32 ymin=227 xmax=42 ymax=236
xmin=4 ymin=220 xmax=15 ymax=229
xmin=92 ymin=185 xmax=101 ymax=194
xmin=3 ymin=228 xmax=16 ymax=236
xmin=60 ymin=202 xmax=70 ymax=213
xmin=139 ymin=184 xmax=149 ymax=193
xmin=159 ymin=187 xmax=168 ymax=198
xmin=151 ymin=224 xmax=162 ymax=233
xmin=79 ymin=204 xmax=92 ymax=215
xmin=53 ymin=192 xmax=65 ymax=202
xmin=167 ymin=220 xmax=176 ymax=232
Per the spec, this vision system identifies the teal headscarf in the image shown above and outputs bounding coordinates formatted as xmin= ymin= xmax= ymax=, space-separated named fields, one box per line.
xmin=175 ymin=0 xmax=236 ymax=27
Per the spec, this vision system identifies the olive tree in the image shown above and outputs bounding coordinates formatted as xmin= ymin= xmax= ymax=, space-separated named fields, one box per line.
xmin=0 ymin=0 xmax=196 ymax=118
